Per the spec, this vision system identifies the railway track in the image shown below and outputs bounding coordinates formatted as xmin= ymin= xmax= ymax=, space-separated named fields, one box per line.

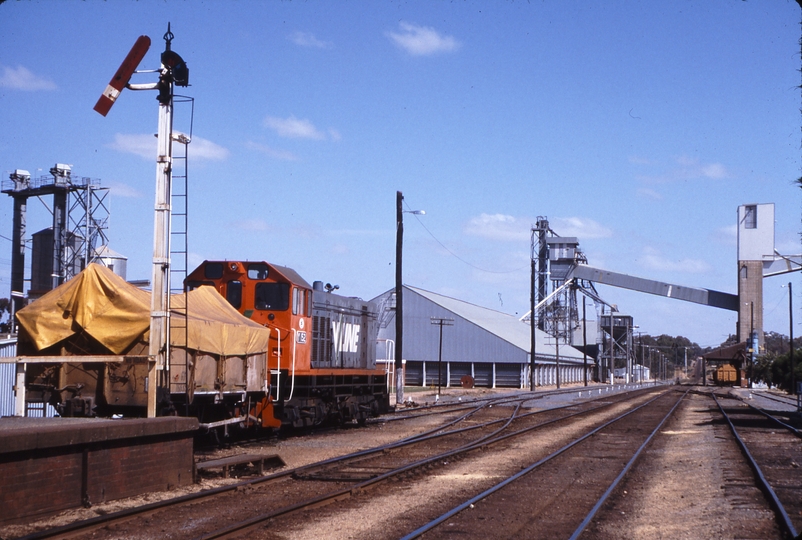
xmin=400 ymin=387 xmax=687 ymax=539
xmin=397 ymin=387 xmax=801 ymax=540
xmin=739 ymin=388 xmax=801 ymax=413
xmin=711 ymin=391 xmax=802 ymax=538
xmin=15 ymin=385 xmax=661 ymax=539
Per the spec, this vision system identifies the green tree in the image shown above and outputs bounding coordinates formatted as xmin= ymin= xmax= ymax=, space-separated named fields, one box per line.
xmin=767 ymin=351 xmax=802 ymax=393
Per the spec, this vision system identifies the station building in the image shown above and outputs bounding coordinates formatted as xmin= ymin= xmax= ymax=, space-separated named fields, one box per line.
xmin=372 ymin=286 xmax=592 ymax=389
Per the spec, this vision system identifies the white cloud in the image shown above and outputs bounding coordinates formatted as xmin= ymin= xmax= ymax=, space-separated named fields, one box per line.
xmin=289 ymin=31 xmax=332 ymax=49
xmin=550 ymin=217 xmax=613 ymax=239
xmin=106 ymin=181 xmax=143 ymax=198
xmin=246 ymin=141 xmax=298 ymax=161
xmin=639 ymin=247 xmax=712 ymax=274
xmin=0 ymin=65 xmax=56 ymax=90
xmin=676 ymin=156 xmax=729 ymax=179
xmin=775 ymin=237 xmax=801 ymax=255
xmin=465 ymin=214 xmax=613 ymax=243
xmin=108 ymin=133 xmax=154 ymax=159
xmin=713 ymin=224 xmax=737 ymax=246
xmin=700 ymin=162 xmax=728 ymax=179
xmin=329 ymin=243 xmax=350 ymax=256
xmin=636 ymin=187 xmax=663 ymax=200
xmin=628 ymin=155 xmax=654 ymax=165
xmin=464 ymin=213 xmax=528 ymax=242
xmin=386 ymin=22 xmax=460 ymax=56
xmin=232 ymin=218 xmax=271 ymax=231
xmin=639 ymin=156 xmax=731 ymax=184
xmin=264 ymin=115 xmax=327 ymax=140
xmin=187 ymin=135 xmax=230 ymax=161
xmin=325 ymin=228 xmax=389 ymax=237
xmin=108 ymin=133 xmax=229 ymax=161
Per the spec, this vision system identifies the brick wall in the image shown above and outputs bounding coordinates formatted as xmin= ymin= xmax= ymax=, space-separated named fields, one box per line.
xmin=0 ymin=417 xmax=197 ymax=525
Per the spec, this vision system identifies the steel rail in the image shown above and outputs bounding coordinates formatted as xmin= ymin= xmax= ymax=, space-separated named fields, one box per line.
xmin=712 ymin=392 xmax=799 ymax=539
xmin=17 ymin=395 xmax=522 ymax=540
xmin=394 ymin=384 xmax=664 ymax=451
xmin=568 ymin=388 xmax=688 ymax=539
xmin=394 ymin=395 xmax=533 ymax=444
xmin=381 ymin=383 xmax=656 ymax=423
xmin=378 ymin=387 xmax=593 ymax=423
xmin=20 ymin=386 xmax=657 ymax=540
xmin=204 ymin=388 xmax=672 ymax=539
xmin=742 ymin=401 xmax=802 ymax=438
xmin=398 ymin=388 xmax=678 ymax=540
xmin=744 ymin=390 xmax=799 ymax=409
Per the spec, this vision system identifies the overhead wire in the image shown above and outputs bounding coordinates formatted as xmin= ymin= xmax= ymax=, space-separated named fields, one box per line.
xmin=403 ymin=199 xmax=529 ymax=275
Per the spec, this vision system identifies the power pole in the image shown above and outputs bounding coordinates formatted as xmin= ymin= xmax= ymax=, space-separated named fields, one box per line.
xmin=431 ymin=317 xmax=454 ymax=399
xmin=395 ymin=191 xmax=404 ymax=406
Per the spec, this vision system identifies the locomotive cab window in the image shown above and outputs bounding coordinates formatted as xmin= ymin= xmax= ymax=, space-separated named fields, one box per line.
xmin=255 ymin=282 xmax=289 ymax=311
xmin=248 ymin=263 xmax=269 ymax=280
xmin=204 ymin=262 xmax=224 ymax=279
xmin=292 ymin=287 xmax=300 ymax=315
xmin=226 ymin=280 xmax=243 ymax=309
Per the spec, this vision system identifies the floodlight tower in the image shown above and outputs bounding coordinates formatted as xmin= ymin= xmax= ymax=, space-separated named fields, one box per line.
xmin=94 ymin=24 xmax=189 ymax=417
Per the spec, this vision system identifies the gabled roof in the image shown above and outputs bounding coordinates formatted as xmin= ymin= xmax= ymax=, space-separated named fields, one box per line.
xmin=270 ymin=263 xmax=313 ymax=290
xmin=407 ymin=286 xmax=585 ymax=361
xmin=93 ymin=245 xmax=127 ymax=260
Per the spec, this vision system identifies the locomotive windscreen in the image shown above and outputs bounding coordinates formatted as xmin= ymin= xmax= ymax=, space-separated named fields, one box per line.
xmin=255 ymin=282 xmax=289 ymax=311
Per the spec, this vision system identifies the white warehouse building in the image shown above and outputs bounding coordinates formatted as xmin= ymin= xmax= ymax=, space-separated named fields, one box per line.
xmin=372 ymin=286 xmax=592 ymax=389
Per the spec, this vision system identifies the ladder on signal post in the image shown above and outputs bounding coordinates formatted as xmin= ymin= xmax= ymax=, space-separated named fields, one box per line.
xmin=169 ymin=104 xmax=192 ymax=413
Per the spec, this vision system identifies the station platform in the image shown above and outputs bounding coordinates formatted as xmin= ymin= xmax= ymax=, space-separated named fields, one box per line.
xmin=0 ymin=415 xmax=198 ymax=525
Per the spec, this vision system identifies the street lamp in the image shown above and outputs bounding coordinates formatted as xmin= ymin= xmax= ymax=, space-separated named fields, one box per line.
xmin=395 ymin=191 xmax=424 ymax=406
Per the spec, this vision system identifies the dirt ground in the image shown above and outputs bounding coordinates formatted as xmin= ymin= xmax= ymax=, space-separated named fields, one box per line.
xmin=0 ymin=386 xmax=516 ymax=539
xmin=4 ymin=384 xmax=792 ymax=539
xmin=585 ymin=390 xmax=783 ymax=539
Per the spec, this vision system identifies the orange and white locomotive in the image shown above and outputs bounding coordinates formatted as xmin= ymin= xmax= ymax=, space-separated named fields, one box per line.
xmin=185 ymin=260 xmax=391 ymax=427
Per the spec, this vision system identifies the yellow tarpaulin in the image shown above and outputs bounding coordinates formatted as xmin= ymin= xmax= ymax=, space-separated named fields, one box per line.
xmin=16 ymin=263 xmax=270 ymax=356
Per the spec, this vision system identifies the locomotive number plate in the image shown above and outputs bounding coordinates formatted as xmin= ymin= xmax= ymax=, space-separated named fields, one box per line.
xmin=296 ymin=331 xmax=307 ymax=344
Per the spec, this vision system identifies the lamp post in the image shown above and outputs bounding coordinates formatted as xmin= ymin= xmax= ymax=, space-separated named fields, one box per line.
xmin=395 ymin=191 xmax=424 ymax=406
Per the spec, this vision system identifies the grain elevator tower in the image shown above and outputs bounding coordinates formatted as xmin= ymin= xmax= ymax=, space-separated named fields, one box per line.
xmin=737 ymin=203 xmax=773 ymax=351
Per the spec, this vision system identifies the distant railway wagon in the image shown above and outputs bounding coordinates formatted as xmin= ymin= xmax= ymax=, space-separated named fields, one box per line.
xmin=185 ymin=260 xmax=391 ymax=427
xmin=713 ymin=364 xmax=739 ymax=386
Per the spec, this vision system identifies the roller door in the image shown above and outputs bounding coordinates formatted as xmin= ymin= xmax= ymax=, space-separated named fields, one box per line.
xmin=473 ymin=363 xmax=493 ymax=388
xmin=405 ymin=361 xmax=424 ymax=387
xmin=449 ymin=362 xmax=471 ymax=387
xmin=424 ymin=362 xmax=446 ymax=387
xmin=495 ymin=363 xmax=523 ymax=388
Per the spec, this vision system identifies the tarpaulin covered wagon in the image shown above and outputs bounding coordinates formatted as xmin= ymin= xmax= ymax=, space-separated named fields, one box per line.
xmin=16 ymin=264 xmax=274 ymax=424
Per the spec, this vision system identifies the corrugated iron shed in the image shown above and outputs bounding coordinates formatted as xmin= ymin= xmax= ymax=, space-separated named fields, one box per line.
xmin=374 ymin=285 xmax=585 ymax=365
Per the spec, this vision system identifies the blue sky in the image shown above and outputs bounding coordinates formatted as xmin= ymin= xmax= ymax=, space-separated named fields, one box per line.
xmin=0 ymin=1 xmax=800 ymax=348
